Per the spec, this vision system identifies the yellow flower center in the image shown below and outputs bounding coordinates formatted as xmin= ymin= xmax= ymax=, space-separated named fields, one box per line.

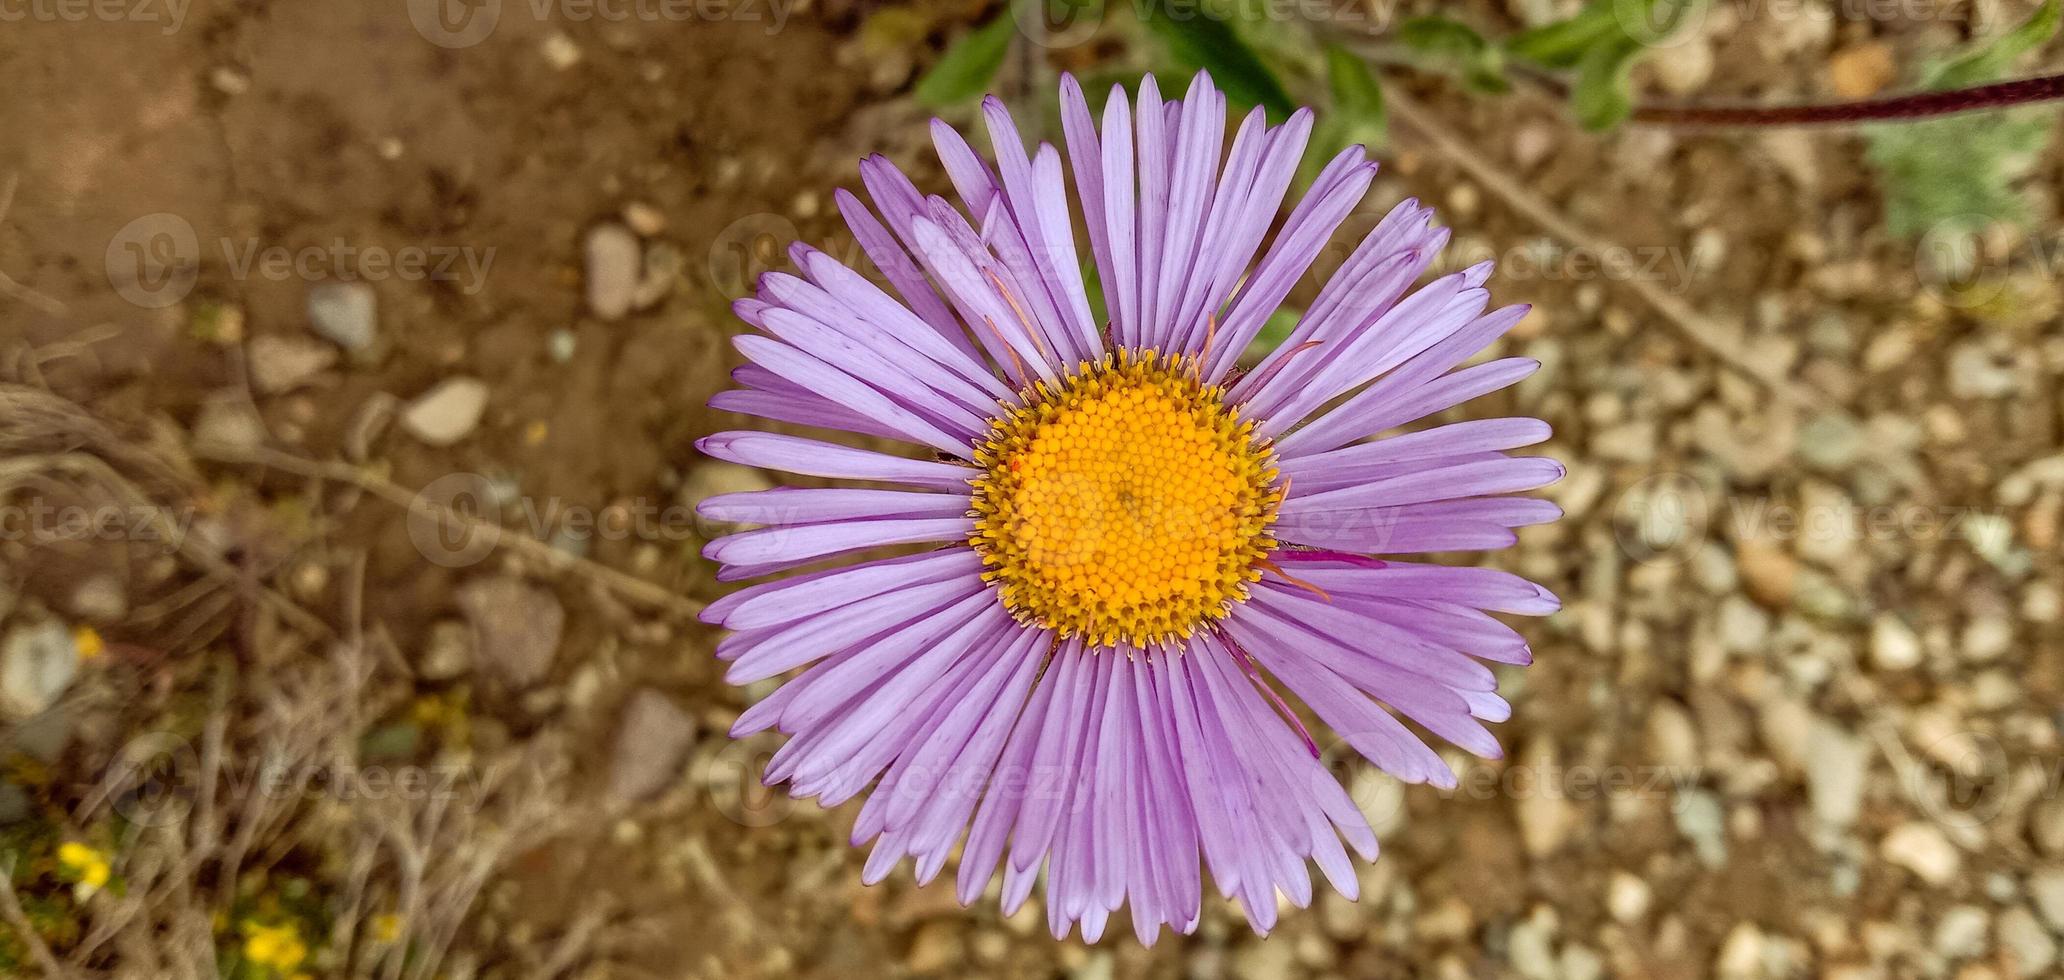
xmin=970 ymin=351 xmax=1282 ymax=648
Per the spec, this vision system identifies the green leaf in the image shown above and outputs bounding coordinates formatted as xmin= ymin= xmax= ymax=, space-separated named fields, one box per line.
xmin=1139 ymin=4 xmax=1295 ymax=119
xmin=1930 ymin=0 xmax=2060 ymax=88
xmin=1503 ymin=4 xmax=1622 ymax=69
xmin=1866 ymin=111 xmax=2049 ymax=238
xmin=1395 ymin=15 xmax=1509 ymax=92
xmin=1247 ymin=306 xmax=1303 ymax=358
xmin=1865 ymin=0 xmax=2059 ymax=240
xmin=914 ymin=10 xmax=1017 ymax=107
xmin=1571 ymin=35 xmax=1643 ymax=130
xmin=1324 ymin=45 xmax=1386 ymax=145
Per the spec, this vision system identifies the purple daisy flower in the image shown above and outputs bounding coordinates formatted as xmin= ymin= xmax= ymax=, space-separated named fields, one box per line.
xmin=698 ymin=71 xmax=1562 ymax=944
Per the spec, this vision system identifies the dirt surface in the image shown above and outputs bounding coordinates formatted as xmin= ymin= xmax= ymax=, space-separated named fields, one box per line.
xmin=3 ymin=1 xmax=2064 ymax=978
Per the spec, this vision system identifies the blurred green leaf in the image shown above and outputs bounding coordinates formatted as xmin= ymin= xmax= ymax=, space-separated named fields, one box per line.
xmin=1930 ymin=0 xmax=2060 ymax=88
xmin=1140 ymin=5 xmax=1295 ymax=119
xmin=1866 ymin=0 xmax=2060 ymax=239
xmin=915 ymin=10 xmax=1017 ymax=107
xmin=1503 ymin=4 xmax=1622 ymax=69
xmin=1571 ymin=35 xmax=1643 ymax=130
xmin=1395 ymin=15 xmax=1509 ymax=92
xmin=1247 ymin=306 xmax=1302 ymax=358
xmin=1324 ymin=45 xmax=1387 ymax=146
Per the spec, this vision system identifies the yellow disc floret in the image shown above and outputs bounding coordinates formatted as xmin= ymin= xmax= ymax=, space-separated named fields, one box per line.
xmin=970 ymin=350 xmax=1282 ymax=648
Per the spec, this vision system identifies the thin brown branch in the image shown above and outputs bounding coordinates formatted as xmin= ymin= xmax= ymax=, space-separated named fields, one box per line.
xmin=1629 ymin=72 xmax=2064 ymax=127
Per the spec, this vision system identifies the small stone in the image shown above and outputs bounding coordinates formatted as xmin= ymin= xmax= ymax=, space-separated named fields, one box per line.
xmin=1949 ymin=343 xmax=2019 ymax=399
xmin=1506 ymin=907 xmax=1559 ymax=980
xmin=585 ymin=224 xmax=641 ymax=321
xmin=1647 ymin=701 xmax=1701 ymax=771
xmin=1511 ymin=123 xmax=1557 ymax=171
xmin=906 ymin=921 xmax=963 ymax=974
xmin=623 ymin=202 xmax=667 ymax=236
xmin=455 ymin=577 xmax=564 ymax=688
xmin=209 ymin=65 xmax=250 ymax=95
xmin=307 ymin=281 xmax=378 ymax=352
xmin=1517 ymin=741 xmax=1575 ymax=858
xmin=971 ymin=930 xmax=1009 ymax=964
xmin=1675 ymin=788 xmax=1728 ymax=867
xmin=1803 ymin=720 xmax=1870 ymax=830
xmin=1999 ymin=906 xmax=2057 ymax=974
xmin=547 ymin=329 xmax=577 ymax=364
xmin=1715 ymin=923 xmax=1765 ymax=979
xmin=1870 ymin=615 xmax=1924 ymax=671
xmin=1593 ymin=420 xmax=1658 ymax=464
xmin=1796 ymin=411 xmax=1866 ymax=472
xmin=1718 ymin=596 xmax=1772 ymax=656
xmin=1757 ymin=696 xmax=1812 ymax=773
xmin=66 ymin=574 xmax=127 ymax=624
xmin=2029 ymin=868 xmax=2064 ymax=931
xmin=1416 ymin=896 xmax=1475 ymax=943
xmin=417 ymin=619 xmax=474 ymax=681
xmin=247 ymin=335 xmax=337 ymax=394
xmin=1607 ymin=871 xmax=1652 ymax=924
xmin=607 ymin=689 xmax=698 ymax=801
xmin=542 ymin=31 xmax=582 ymax=70
xmin=1828 ymin=42 xmax=1896 ymax=98
xmin=2031 ymin=797 xmax=2064 ymax=857
xmin=1 ymin=621 xmax=78 ymax=720
xmin=632 ymin=241 xmax=682 ymax=310
xmin=1736 ymin=542 xmax=1797 ymax=608
xmin=1648 ymin=36 xmax=1714 ymax=96
xmin=1560 ymin=944 xmax=1605 ymax=980
xmin=1932 ymin=905 xmax=1989 ymax=960
xmin=194 ymin=392 xmax=266 ymax=450
xmin=1960 ymin=615 xmax=2013 ymax=662
xmin=400 ymin=377 xmax=489 ymax=447
xmin=1881 ymin=822 xmax=1961 ymax=886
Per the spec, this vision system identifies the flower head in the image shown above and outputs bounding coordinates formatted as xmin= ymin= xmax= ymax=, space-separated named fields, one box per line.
xmin=56 ymin=841 xmax=111 ymax=899
xmin=699 ymin=71 xmax=1562 ymax=943
xmin=241 ymin=919 xmax=309 ymax=974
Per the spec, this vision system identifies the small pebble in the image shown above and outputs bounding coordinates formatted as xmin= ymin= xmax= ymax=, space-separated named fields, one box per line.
xmin=400 ymin=377 xmax=489 ymax=447
xmin=307 ymin=280 xmax=378 ymax=352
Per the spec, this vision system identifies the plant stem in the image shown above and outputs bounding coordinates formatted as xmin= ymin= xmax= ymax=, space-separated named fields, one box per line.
xmin=1629 ymin=72 xmax=2064 ymax=127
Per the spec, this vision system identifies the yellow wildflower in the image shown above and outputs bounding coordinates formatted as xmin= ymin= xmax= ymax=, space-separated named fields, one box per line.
xmin=371 ymin=912 xmax=402 ymax=944
xmin=71 ymin=626 xmax=106 ymax=660
xmin=242 ymin=920 xmax=309 ymax=972
xmin=56 ymin=841 xmax=111 ymax=896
